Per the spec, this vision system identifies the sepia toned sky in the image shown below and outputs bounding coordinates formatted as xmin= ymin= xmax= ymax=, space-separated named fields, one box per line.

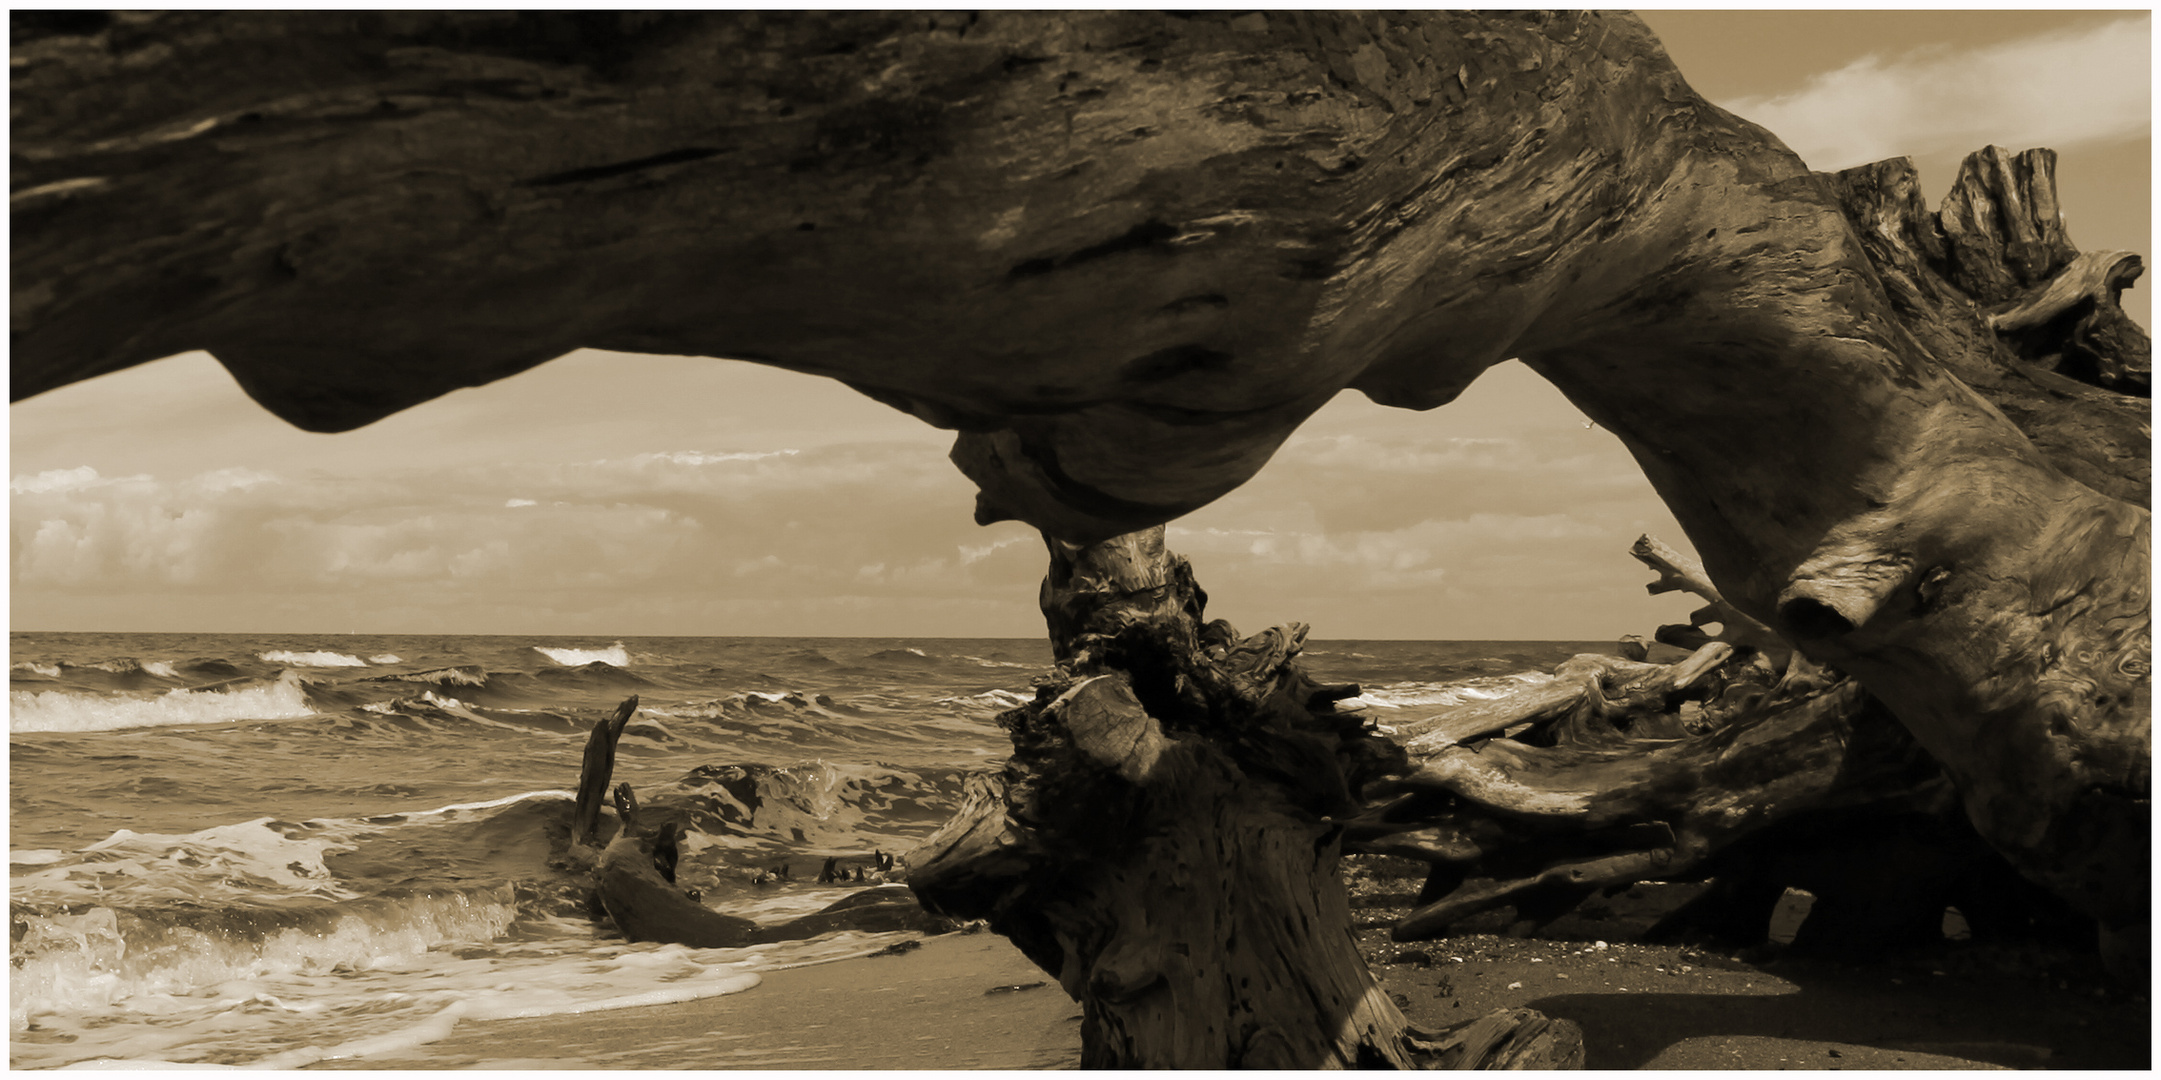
xmin=10 ymin=10 xmax=2151 ymax=639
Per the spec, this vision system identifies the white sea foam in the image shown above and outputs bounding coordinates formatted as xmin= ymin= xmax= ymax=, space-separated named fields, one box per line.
xmin=10 ymin=887 xmax=523 ymax=1046
xmin=367 ymin=654 xmax=403 ymax=665
xmin=1338 ymin=673 xmax=1555 ymax=711
xmin=142 ymin=661 xmax=180 ymax=679
xmin=370 ymin=666 xmax=489 ymax=688
xmin=13 ymin=661 xmax=63 ymax=678
xmin=9 ymin=905 xmax=890 ymax=1069
xmin=259 ymin=650 xmax=368 ymax=667
xmin=351 ymin=789 xmax=575 ymax=826
xmin=936 ymin=688 xmax=1033 ymax=711
xmin=962 ymin=655 xmax=1035 ymax=669
xmin=532 ymin=642 xmax=629 ymax=667
xmin=11 ymin=671 xmax=314 ymax=733
xmin=24 ymin=817 xmax=357 ymax=904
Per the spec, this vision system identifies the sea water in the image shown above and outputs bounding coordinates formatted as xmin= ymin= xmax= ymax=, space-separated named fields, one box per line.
xmin=9 ymin=632 xmax=1600 ymax=1068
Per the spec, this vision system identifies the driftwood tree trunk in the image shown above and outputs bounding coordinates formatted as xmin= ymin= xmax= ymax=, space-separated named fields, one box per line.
xmin=561 ymin=696 xmax=956 ymax=948
xmin=1355 ymin=536 xmax=2088 ymax=956
xmin=908 ymin=528 xmax=1582 ymax=1069
xmin=10 ymin=6 xmax=2147 ymax=978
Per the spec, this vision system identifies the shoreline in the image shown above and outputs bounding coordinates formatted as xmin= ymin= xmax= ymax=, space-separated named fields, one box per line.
xmin=310 ymin=931 xmax=1083 ymax=1071
xmin=312 ymin=917 xmax=2149 ymax=1071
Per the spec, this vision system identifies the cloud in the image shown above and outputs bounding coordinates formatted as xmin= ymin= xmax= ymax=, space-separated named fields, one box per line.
xmin=11 ymin=442 xmax=1045 ymax=629
xmin=1723 ymin=17 xmax=2151 ymax=170
xmin=12 ymin=361 xmax=1703 ymax=637
xmin=11 ymin=466 xmax=146 ymax=495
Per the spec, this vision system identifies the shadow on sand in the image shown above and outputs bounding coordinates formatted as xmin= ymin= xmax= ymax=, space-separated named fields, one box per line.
xmin=1525 ymin=956 xmax=2147 ymax=1070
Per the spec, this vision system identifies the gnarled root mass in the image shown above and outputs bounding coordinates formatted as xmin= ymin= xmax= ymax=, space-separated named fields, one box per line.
xmin=1351 ymin=537 xmax=2094 ymax=958
xmin=906 ymin=527 xmax=1582 ymax=1069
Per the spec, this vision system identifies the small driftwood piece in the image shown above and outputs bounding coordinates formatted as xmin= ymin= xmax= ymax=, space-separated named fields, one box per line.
xmin=566 ymin=695 xmax=639 ymax=859
xmin=1628 ymin=534 xmax=1791 ymax=671
xmin=907 ymin=526 xmax=1581 ymax=1068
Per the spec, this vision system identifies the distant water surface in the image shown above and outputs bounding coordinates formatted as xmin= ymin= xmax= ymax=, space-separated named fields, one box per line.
xmin=9 ymin=631 xmax=1607 ymax=1068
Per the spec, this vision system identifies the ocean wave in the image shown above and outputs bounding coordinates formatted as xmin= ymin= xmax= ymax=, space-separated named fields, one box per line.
xmin=534 ymin=660 xmax=648 ymax=688
xmin=11 ymin=671 xmax=316 ymax=734
xmin=260 ymin=649 xmax=369 ymax=667
xmin=12 ymin=661 xmax=63 ymax=678
xmin=329 ymin=789 xmax=575 ymax=830
xmin=365 ymin=665 xmax=490 ymax=689
xmin=1339 ymin=673 xmax=1555 ymax=711
xmin=12 ymin=913 xmax=781 ymax=1069
xmin=10 ymin=886 xmax=519 ymax=1035
xmin=936 ymin=688 xmax=1034 ymax=711
xmin=862 ymin=647 xmax=936 ymax=664
xmin=661 ymin=761 xmax=964 ymax=851
xmin=368 ymin=653 xmax=404 ymax=664
xmin=79 ymin=658 xmax=152 ymax=675
xmin=533 ymin=642 xmax=629 ymax=667
xmin=657 ymin=690 xmax=812 ymax=715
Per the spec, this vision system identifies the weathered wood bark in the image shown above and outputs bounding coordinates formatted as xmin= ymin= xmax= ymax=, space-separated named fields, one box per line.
xmin=11 ymin=9 xmax=2146 ymax=967
xmin=1355 ymin=666 xmax=1900 ymax=938
xmin=567 ymin=695 xmax=638 ymax=856
xmin=1355 ymin=539 xmax=2090 ymax=954
xmin=907 ymin=527 xmax=1582 ymax=1068
xmin=1629 ymin=534 xmax=1792 ymax=672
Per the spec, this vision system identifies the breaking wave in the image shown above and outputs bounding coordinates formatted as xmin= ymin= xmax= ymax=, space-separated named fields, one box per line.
xmin=11 ymin=671 xmax=316 ymax=733
xmin=365 ymin=665 xmax=490 ymax=689
xmin=259 ymin=650 xmax=368 ymax=667
xmin=533 ymin=642 xmax=630 ymax=667
xmin=1338 ymin=672 xmax=1556 ymax=711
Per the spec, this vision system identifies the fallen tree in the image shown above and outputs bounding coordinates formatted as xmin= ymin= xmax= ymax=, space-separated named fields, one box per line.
xmin=558 ymin=694 xmax=956 ymax=947
xmin=1351 ymin=537 xmax=2089 ymax=955
xmin=907 ymin=527 xmax=1583 ymax=1068
xmin=11 ymin=4 xmax=2149 ymax=1050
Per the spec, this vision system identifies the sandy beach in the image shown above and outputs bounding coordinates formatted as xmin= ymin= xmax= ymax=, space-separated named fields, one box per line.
xmin=312 ymin=932 xmax=1084 ymax=1070
xmin=317 ymin=863 xmax=2147 ymax=1071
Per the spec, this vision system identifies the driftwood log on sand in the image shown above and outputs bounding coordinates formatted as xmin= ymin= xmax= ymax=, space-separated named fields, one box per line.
xmin=907 ymin=528 xmax=1583 ymax=1068
xmin=561 ymin=696 xmax=955 ymax=948
xmin=1353 ymin=538 xmax=2089 ymax=955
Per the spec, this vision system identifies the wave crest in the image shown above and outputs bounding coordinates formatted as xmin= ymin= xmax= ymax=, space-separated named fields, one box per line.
xmin=366 ymin=665 xmax=490 ymax=689
xmin=11 ymin=671 xmax=316 ymax=734
xmin=533 ymin=642 xmax=629 ymax=667
xmin=260 ymin=650 xmax=368 ymax=667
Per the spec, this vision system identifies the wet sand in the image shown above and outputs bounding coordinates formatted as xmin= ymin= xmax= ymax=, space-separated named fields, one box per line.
xmin=313 ymin=932 xmax=1083 ymax=1070
xmin=321 ymin=879 xmax=2147 ymax=1071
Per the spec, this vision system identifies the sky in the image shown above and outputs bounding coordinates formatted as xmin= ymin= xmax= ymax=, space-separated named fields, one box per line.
xmin=9 ymin=10 xmax=2151 ymax=641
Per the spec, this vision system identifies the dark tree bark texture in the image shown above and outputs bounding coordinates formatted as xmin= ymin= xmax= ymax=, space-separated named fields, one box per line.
xmin=11 ymin=2 xmax=2148 ymax=997
xmin=907 ymin=528 xmax=1583 ymax=1068
xmin=1352 ymin=536 xmax=2092 ymax=958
